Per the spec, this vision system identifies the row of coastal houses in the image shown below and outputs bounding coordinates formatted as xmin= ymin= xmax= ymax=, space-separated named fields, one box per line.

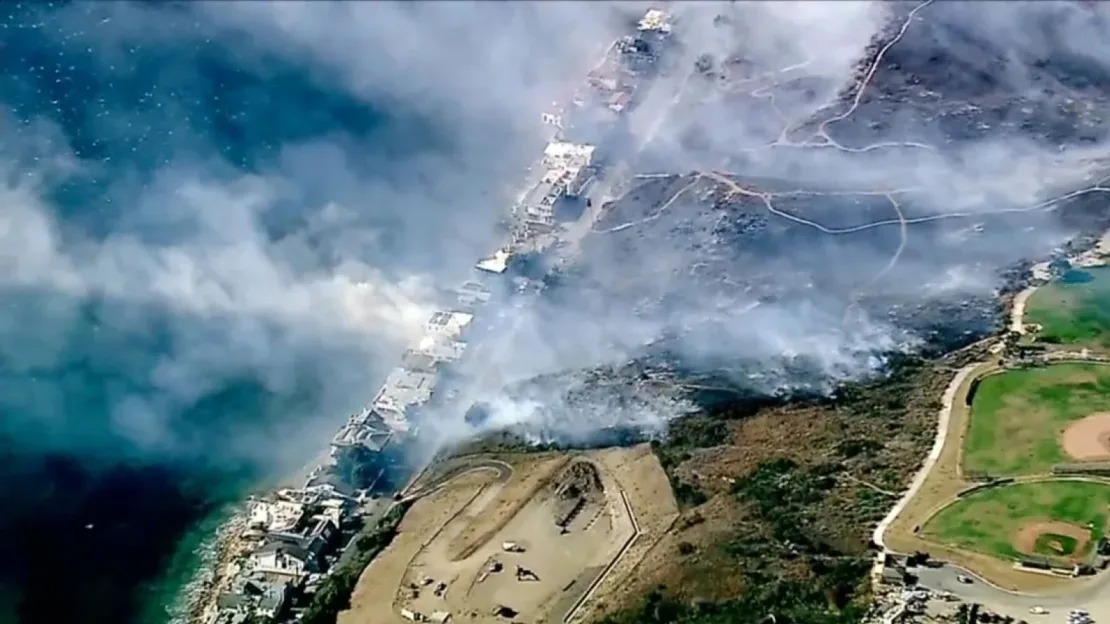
xmin=329 ymin=298 xmax=483 ymax=458
xmin=212 ymin=482 xmax=360 ymax=623
xmin=476 ymin=7 xmax=675 ymax=273
xmin=201 ymin=7 xmax=677 ymax=624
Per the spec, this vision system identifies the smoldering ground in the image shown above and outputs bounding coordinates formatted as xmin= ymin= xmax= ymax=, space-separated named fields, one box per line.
xmin=4 ymin=0 xmax=1108 ymax=467
xmin=434 ymin=0 xmax=1110 ymax=441
xmin=0 ymin=2 xmax=638 ymax=622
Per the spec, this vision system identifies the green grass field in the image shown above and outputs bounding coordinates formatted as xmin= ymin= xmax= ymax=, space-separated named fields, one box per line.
xmin=964 ymin=363 xmax=1110 ymax=476
xmin=1025 ymin=266 xmax=1110 ymax=350
xmin=923 ymin=480 xmax=1110 ymax=562
xmin=1034 ymin=532 xmax=1079 ymax=557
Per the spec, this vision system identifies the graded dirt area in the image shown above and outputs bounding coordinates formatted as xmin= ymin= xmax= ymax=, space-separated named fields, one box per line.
xmin=339 ymin=445 xmax=678 ymax=624
xmin=1062 ymin=412 xmax=1110 ymax=461
xmin=1013 ymin=520 xmax=1090 ymax=562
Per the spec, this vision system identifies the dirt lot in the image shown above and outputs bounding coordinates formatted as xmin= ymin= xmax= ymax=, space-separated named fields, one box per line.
xmin=1062 ymin=412 xmax=1110 ymax=461
xmin=1013 ymin=520 xmax=1091 ymax=562
xmin=339 ymin=445 xmax=677 ymax=624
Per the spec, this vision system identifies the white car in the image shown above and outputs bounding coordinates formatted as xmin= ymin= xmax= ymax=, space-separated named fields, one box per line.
xmin=1030 ymin=606 xmax=1047 ymax=615
xmin=956 ymin=574 xmax=973 ymax=584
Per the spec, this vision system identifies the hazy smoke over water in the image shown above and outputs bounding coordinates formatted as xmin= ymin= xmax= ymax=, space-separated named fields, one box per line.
xmin=5 ymin=0 xmax=1110 ymax=459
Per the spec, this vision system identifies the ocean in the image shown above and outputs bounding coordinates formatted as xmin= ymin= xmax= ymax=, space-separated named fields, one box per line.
xmin=0 ymin=2 xmax=531 ymax=623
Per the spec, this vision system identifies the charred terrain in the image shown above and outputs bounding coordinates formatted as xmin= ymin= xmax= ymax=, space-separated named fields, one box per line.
xmin=455 ymin=3 xmax=1110 ymax=623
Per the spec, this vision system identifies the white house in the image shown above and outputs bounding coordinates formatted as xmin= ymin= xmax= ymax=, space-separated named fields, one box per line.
xmin=249 ymin=541 xmax=318 ymax=579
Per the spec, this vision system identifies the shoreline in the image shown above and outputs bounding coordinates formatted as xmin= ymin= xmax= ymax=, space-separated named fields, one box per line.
xmin=174 ymin=505 xmax=251 ymax=624
xmin=177 ymin=229 xmax=1110 ymax=624
xmin=174 ymin=445 xmax=348 ymax=624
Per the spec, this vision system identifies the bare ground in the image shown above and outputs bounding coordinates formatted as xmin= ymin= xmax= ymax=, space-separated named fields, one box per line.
xmin=1062 ymin=412 xmax=1110 ymax=461
xmin=339 ymin=446 xmax=676 ymax=624
xmin=339 ymin=470 xmax=497 ymax=624
xmin=1012 ymin=520 xmax=1091 ymax=563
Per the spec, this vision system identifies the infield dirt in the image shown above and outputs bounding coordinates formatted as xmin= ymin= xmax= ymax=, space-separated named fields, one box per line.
xmin=1062 ymin=412 xmax=1110 ymax=462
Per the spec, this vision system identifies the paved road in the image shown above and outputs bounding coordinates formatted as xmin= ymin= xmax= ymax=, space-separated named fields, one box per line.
xmin=916 ymin=564 xmax=1110 ymax=621
xmin=872 ymin=363 xmax=979 ymax=550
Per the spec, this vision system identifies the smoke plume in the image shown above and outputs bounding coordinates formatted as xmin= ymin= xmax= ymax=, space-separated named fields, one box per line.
xmin=3 ymin=0 xmax=1110 ymax=465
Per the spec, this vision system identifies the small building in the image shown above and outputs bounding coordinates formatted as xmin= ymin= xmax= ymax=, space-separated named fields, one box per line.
xmin=411 ymin=334 xmax=467 ymax=365
xmin=249 ymin=540 xmax=319 ymax=579
xmin=304 ymin=472 xmax=360 ymax=502
xmin=425 ymin=310 xmax=474 ymax=340
xmin=371 ymin=367 xmax=440 ymax=433
xmin=217 ymin=574 xmax=292 ymax=620
xmin=476 ymin=249 xmax=512 ymax=274
xmin=542 ymin=141 xmax=596 ymax=171
xmin=248 ymin=499 xmax=307 ymax=534
xmin=401 ymin=350 xmax=440 ymax=373
xmin=456 ymin=280 xmax=492 ymax=308
xmin=329 ymin=413 xmax=393 ymax=456
xmin=637 ymin=8 xmax=673 ymax=35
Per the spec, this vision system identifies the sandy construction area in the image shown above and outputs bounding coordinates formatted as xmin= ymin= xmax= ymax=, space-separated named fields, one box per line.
xmin=1061 ymin=412 xmax=1110 ymax=461
xmin=339 ymin=445 xmax=677 ymax=624
xmin=1012 ymin=520 xmax=1091 ymax=562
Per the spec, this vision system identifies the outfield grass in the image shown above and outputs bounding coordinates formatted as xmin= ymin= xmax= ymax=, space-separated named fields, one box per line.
xmin=964 ymin=363 xmax=1110 ymax=476
xmin=923 ymin=480 xmax=1110 ymax=562
xmin=1025 ymin=266 xmax=1110 ymax=350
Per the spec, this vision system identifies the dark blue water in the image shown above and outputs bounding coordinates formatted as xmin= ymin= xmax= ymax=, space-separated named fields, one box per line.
xmin=0 ymin=3 xmax=523 ymax=623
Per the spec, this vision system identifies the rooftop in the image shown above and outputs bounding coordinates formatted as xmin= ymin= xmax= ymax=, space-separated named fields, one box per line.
xmin=521 ymin=178 xmax=563 ymax=211
xmin=476 ymin=249 xmax=512 ymax=274
xmin=400 ymin=350 xmax=439 ymax=371
xmin=543 ymin=141 xmax=596 ymax=169
xmin=637 ymin=9 xmax=673 ymax=34
xmin=249 ymin=500 xmax=306 ymax=534
xmin=456 ymin=281 xmax=493 ymax=307
xmin=413 ymin=335 xmax=467 ymax=363
xmin=330 ymin=421 xmax=392 ymax=452
xmin=371 ymin=367 xmax=439 ymax=432
xmin=458 ymin=280 xmax=490 ymax=295
xmin=425 ymin=310 xmax=473 ymax=340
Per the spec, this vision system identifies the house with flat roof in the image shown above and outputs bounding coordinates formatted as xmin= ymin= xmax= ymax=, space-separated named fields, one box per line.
xmin=249 ymin=539 xmax=319 ymax=579
xmin=425 ymin=310 xmax=474 ymax=340
xmin=247 ymin=499 xmax=307 ymax=535
xmin=412 ymin=334 xmax=467 ymax=365
xmin=329 ymin=410 xmax=393 ymax=455
xmin=369 ymin=367 xmax=439 ymax=434
xmin=217 ymin=573 xmax=292 ymax=620
xmin=637 ymin=8 xmax=673 ymax=35
xmin=476 ymin=248 xmax=512 ymax=274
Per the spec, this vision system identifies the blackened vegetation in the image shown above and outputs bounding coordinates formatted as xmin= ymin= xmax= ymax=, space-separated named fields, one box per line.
xmin=598 ymin=344 xmax=968 ymax=622
xmin=823 ymin=3 xmax=1110 ymax=148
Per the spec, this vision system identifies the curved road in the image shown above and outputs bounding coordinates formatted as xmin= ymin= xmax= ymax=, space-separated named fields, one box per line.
xmin=874 ymin=351 xmax=1110 ymax=618
xmin=871 ymin=362 xmax=978 ymax=551
xmin=401 ymin=459 xmax=514 ymax=503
